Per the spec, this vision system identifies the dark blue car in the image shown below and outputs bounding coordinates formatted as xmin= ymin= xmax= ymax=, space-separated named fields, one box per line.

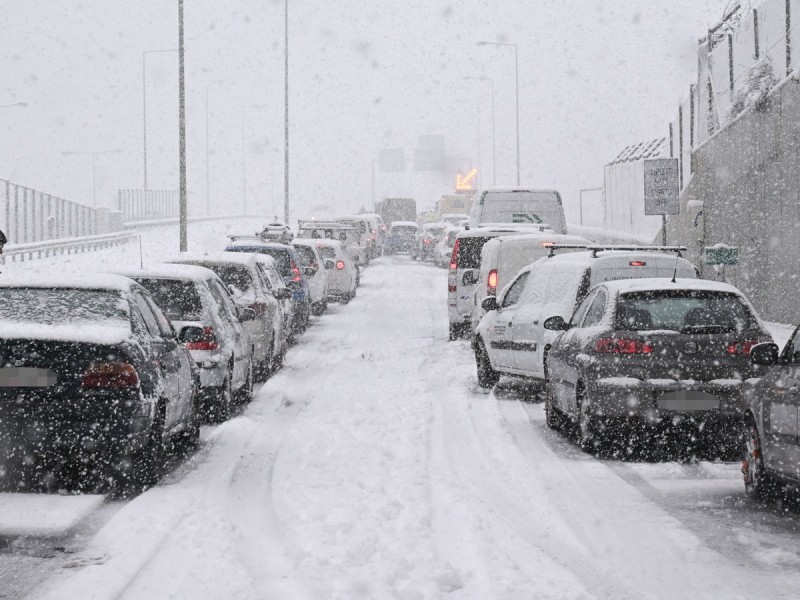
xmin=225 ymin=238 xmax=312 ymax=335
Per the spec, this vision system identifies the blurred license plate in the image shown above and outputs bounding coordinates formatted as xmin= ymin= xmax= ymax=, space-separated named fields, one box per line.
xmin=0 ymin=367 xmax=58 ymax=387
xmin=658 ymin=391 xmax=719 ymax=411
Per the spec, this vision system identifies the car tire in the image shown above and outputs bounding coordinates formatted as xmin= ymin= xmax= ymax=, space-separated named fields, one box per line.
xmin=743 ymin=415 xmax=777 ymax=501
xmin=179 ymin=382 xmax=201 ymax=450
xmin=117 ymin=404 xmax=165 ymax=496
xmin=544 ymin=384 xmax=561 ymax=430
xmin=211 ymin=371 xmax=233 ymax=423
xmin=238 ymin=358 xmax=254 ymax=404
xmin=577 ymin=383 xmax=602 ymax=454
xmin=475 ymin=338 xmax=500 ymax=388
xmin=448 ymin=323 xmax=460 ymax=341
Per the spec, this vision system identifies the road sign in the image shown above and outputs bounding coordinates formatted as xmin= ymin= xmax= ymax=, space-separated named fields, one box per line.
xmin=379 ymin=148 xmax=405 ymax=172
xmin=643 ymin=158 xmax=680 ymax=215
xmin=704 ymin=245 xmax=739 ymax=265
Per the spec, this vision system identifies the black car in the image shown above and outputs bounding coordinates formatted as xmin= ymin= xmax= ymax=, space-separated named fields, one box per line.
xmin=0 ymin=274 xmax=199 ymax=494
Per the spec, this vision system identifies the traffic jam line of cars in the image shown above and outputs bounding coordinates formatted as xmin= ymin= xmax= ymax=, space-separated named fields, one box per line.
xmin=0 ymin=221 xmax=369 ymax=497
xmin=432 ymin=186 xmax=800 ymax=503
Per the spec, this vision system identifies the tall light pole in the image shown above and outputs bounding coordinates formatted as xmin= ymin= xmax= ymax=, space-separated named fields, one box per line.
xmin=142 ymin=49 xmax=177 ymax=190
xmin=205 ymin=79 xmax=227 ymax=216
xmin=241 ymin=104 xmax=269 ymax=216
xmin=463 ymin=76 xmax=496 ymax=185
xmin=61 ymin=150 xmax=121 ymax=209
xmin=477 ymin=41 xmax=520 ymax=185
xmin=283 ymin=0 xmax=290 ymax=225
xmin=178 ymin=0 xmax=187 ymax=251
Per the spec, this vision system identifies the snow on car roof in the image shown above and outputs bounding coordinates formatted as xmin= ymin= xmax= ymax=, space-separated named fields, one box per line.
xmin=475 ymin=186 xmax=560 ymax=194
xmin=390 ymin=221 xmax=418 ymax=227
xmin=455 ymin=225 xmax=533 ymax=239
xmin=492 ymin=233 xmax=588 ymax=246
xmin=0 ymin=321 xmax=132 ymax=346
xmin=542 ymin=249 xmax=692 ymax=266
xmin=602 ymin=278 xmax=744 ymax=296
xmin=113 ymin=263 xmax=219 ymax=283
xmin=226 ymin=238 xmax=291 ymax=249
xmin=170 ymin=251 xmax=264 ymax=268
xmin=0 ymin=273 xmax=137 ymax=292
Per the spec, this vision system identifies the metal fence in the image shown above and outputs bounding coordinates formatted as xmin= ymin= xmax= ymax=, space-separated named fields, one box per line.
xmin=118 ymin=189 xmax=179 ymax=223
xmin=0 ymin=179 xmax=96 ymax=244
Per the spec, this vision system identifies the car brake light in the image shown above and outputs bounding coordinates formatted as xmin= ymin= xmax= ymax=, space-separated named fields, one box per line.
xmin=423 ymin=238 xmax=432 ymax=245
xmin=335 ymin=260 xmax=346 ymax=270
xmin=487 ymin=269 xmax=498 ymax=294
xmin=291 ymin=260 xmax=302 ymax=282
xmin=594 ymin=338 xmax=653 ymax=354
xmin=185 ymin=326 xmax=220 ymax=351
xmin=727 ymin=340 xmax=760 ymax=355
xmin=629 ymin=261 xmax=647 ymax=267
xmin=81 ymin=362 xmax=140 ymax=388
xmin=249 ymin=301 xmax=267 ymax=316
xmin=450 ymin=238 xmax=460 ymax=271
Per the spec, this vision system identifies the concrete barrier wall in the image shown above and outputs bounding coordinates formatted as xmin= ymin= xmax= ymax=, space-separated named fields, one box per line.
xmin=667 ymin=75 xmax=800 ymax=324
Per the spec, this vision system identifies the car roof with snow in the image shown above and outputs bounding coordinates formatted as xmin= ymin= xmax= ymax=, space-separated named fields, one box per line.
xmin=0 ymin=273 xmax=138 ymax=292
xmin=390 ymin=221 xmax=418 ymax=227
xmin=113 ymin=263 xmax=220 ymax=283
xmin=539 ymin=249 xmax=692 ymax=267
xmin=600 ymin=277 xmax=745 ymax=296
xmin=455 ymin=225 xmax=537 ymax=239
xmin=226 ymin=237 xmax=290 ymax=249
xmin=170 ymin=251 xmax=266 ymax=269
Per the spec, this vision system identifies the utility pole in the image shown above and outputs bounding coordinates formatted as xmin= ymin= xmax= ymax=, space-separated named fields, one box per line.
xmin=178 ymin=0 xmax=187 ymax=251
xmin=283 ymin=0 xmax=290 ymax=225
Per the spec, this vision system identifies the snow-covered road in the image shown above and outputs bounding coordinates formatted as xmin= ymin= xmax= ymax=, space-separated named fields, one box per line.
xmin=3 ymin=246 xmax=800 ymax=599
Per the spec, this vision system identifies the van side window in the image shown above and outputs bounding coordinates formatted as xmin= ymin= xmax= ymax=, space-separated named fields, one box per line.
xmin=501 ymin=272 xmax=530 ymax=309
xmin=582 ymin=289 xmax=608 ymax=327
xmin=574 ymin=268 xmax=592 ymax=307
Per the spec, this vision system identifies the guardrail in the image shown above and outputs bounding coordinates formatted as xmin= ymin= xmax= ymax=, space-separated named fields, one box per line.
xmin=0 ymin=231 xmax=138 ymax=264
xmin=122 ymin=214 xmax=263 ymax=230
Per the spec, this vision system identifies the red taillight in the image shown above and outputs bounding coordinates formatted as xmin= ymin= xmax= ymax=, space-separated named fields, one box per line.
xmin=335 ymin=260 xmax=345 ymax=270
xmin=487 ymin=269 xmax=498 ymax=294
xmin=629 ymin=261 xmax=647 ymax=267
xmin=423 ymin=238 xmax=432 ymax=245
xmin=291 ymin=260 xmax=302 ymax=282
xmin=249 ymin=301 xmax=267 ymax=316
xmin=594 ymin=338 xmax=653 ymax=354
xmin=185 ymin=326 xmax=220 ymax=351
xmin=81 ymin=362 xmax=139 ymax=388
xmin=449 ymin=239 xmax=460 ymax=271
xmin=541 ymin=241 xmax=555 ymax=248
xmin=727 ymin=340 xmax=760 ymax=355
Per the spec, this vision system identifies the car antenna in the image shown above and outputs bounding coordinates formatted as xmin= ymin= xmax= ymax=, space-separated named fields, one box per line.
xmin=670 ymin=250 xmax=679 ymax=284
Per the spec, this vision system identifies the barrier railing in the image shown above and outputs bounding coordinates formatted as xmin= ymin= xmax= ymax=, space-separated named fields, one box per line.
xmin=0 ymin=231 xmax=138 ymax=264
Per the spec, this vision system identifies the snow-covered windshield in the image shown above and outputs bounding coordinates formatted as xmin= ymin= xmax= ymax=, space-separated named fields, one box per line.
xmin=616 ymin=290 xmax=758 ymax=333
xmin=134 ymin=278 xmax=204 ymax=321
xmin=203 ymin=265 xmax=253 ymax=294
xmin=0 ymin=288 xmax=127 ymax=325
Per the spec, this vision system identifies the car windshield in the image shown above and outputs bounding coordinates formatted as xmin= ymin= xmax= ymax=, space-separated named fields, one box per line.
xmin=134 ymin=278 xmax=204 ymax=321
xmin=293 ymin=245 xmax=317 ymax=266
xmin=0 ymin=288 xmax=127 ymax=325
xmin=616 ymin=290 xmax=758 ymax=333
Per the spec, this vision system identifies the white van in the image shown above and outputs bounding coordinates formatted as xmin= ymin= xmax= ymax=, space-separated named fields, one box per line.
xmin=469 ymin=233 xmax=590 ymax=334
xmin=469 ymin=187 xmax=567 ymax=234
xmin=474 ymin=248 xmax=699 ymax=383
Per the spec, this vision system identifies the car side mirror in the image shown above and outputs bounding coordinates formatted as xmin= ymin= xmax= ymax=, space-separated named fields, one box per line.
xmin=462 ymin=270 xmax=477 ymax=285
xmin=273 ymin=288 xmax=292 ymax=300
xmin=481 ymin=296 xmax=498 ymax=312
xmin=238 ymin=308 xmax=256 ymax=322
xmin=751 ymin=342 xmax=780 ymax=366
xmin=543 ymin=316 xmax=570 ymax=331
xmin=179 ymin=325 xmax=205 ymax=344
xmin=324 ymin=259 xmax=335 ymax=270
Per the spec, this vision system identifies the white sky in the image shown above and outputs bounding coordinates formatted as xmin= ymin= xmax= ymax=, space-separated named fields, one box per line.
xmin=0 ymin=0 xmax=728 ymax=224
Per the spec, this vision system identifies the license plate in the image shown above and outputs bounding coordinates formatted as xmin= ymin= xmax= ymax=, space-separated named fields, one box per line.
xmin=657 ymin=391 xmax=719 ymax=411
xmin=0 ymin=367 xmax=58 ymax=388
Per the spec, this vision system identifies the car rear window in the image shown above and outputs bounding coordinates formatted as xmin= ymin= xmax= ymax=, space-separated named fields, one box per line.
xmin=227 ymin=247 xmax=291 ymax=275
xmin=134 ymin=278 xmax=204 ymax=321
xmin=0 ymin=288 xmax=127 ymax=325
xmin=202 ymin=265 xmax=253 ymax=295
xmin=293 ymin=245 xmax=317 ymax=266
xmin=319 ymin=247 xmax=337 ymax=260
xmin=391 ymin=226 xmax=417 ymax=235
xmin=616 ymin=290 xmax=758 ymax=333
xmin=456 ymin=237 xmax=493 ymax=269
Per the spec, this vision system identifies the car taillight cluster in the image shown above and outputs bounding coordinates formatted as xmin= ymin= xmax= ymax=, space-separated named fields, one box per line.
xmin=291 ymin=261 xmax=303 ymax=282
xmin=336 ymin=260 xmax=346 ymax=270
xmin=185 ymin=327 xmax=220 ymax=351
xmin=449 ymin=239 xmax=460 ymax=271
xmin=726 ymin=340 xmax=760 ymax=355
xmin=487 ymin=269 xmax=498 ymax=295
xmin=594 ymin=338 xmax=653 ymax=355
xmin=81 ymin=362 xmax=140 ymax=388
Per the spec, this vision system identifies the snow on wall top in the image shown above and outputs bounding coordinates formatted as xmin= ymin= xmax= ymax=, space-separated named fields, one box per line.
xmin=607 ymin=138 xmax=667 ymax=166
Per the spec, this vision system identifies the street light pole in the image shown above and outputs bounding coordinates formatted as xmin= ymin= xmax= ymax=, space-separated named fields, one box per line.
xmin=178 ymin=0 xmax=187 ymax=251
xmin=463 ymin=76 xmax=496 ymax=185
xmin=477 ymin=41 xmax=520 ymax=185
xmin=205 ymin=79 xmax=226 ymax=216
xmin=283 ymin=0 xmax=290 ymax=225
xmin=142 ymin=49 xmax=177 ymax=190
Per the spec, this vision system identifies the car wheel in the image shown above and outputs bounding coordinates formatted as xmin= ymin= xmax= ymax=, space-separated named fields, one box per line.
xmin=743 ymin=415 xmax=777 ymax=500
xmin=211 ymin=372 xmax=233 ymax=423
xmin=576 ymin=383 xmax=601 ymax=453
xmin=180 ymin=382 xmax=201 ymax=450
xmin=238 ymin=358 xmax=254 ymax=404
xmin=118 ymin=404 xmax=165 ymax=496
xmin=475 ymin=338 xmax=500 ymax=388
xmin=448 ymin=323 xmax=460 ymax=341
xmin=544 ymin=384 xmax=561 ymax=430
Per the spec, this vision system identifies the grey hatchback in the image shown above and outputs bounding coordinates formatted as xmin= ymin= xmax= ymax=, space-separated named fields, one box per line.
xmin=544 ymin=278 xmax=771 ymax=457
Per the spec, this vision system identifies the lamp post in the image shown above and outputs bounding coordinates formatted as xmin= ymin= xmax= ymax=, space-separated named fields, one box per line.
xmin=283 ymin=0 xmax=290 ymax=225
xmin=205 ymin=79 xmax=228 ymax=216
xmin=477 ymin=41 xmax=520 ymax=185
xmin=61 ymin=150 xmax=122 ymax=209
xmin=142 ymin=49 xmax=177 ymax=190
xmin=579 ymin=187 xmax=602 ymax=227
xmin=178 ymin=0 xmax=187 ymax=251
xmin=463 ymin=76 xmax=496 ymax=185
xmin=241 ymin=104 xmax=269 ymax=216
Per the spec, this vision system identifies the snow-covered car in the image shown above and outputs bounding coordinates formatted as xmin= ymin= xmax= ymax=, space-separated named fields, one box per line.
xmin=223 ymin=238 xmax=312 ymax=335
xmin=292 ymin=238 xmax=330 ymax=316
xmin=333 ymin=216 xmax=372 ymax=266
xmin=384 ymin=221 xmax=418 ymax=255
xmin=540 ymin=278 xmax=771 ymax=456
xmin=0 ymin=274 xmax=199 ymax=494
xmin=743 ymin=326 xmax=800 ymax=499
xmin=258 ymin=223 xmax=293 ymax=244
xmin=440 ymin=213 xmax=469 ymax=226
xmin=253 ymin=255 xmax=296 ymax=350
xmin=433 ymin=225 xmax=462 ymax=269
xmin=411 ymin=222 xmax=448 ymax=262
xmin=168 ymin=253 xmax=286 ymax=379
xmin=297 ymin=220 xmax=365 ymax=272
xmin=469 ymin=233 xmax=591 ymax=335
xmin=474 ymin=247 xmax=700 ymax=381
xmin=314 ymin=239 xmax=358 ymax=303
xmin=117 ymin=264 xmax=258 ymax=420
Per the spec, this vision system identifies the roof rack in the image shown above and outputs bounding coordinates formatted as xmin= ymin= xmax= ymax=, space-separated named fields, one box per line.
xmin=297 ymin=220 xmax=356 ymax=230
xmin=547 ymin=244 xmax=687 ymax=259
xmin=227 ymin=234 xmax=264 ymax=242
